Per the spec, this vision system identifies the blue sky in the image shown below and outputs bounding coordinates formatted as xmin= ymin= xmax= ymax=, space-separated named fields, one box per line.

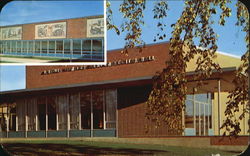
xmin=0 ymin=0 xmax=248 ymax=91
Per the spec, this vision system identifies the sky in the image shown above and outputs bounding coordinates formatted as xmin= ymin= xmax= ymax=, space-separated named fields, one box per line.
xmin=0 ymin=0 xmax=248 ymax=91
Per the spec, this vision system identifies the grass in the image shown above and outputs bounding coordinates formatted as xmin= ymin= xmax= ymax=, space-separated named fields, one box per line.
xmin=1 ymin=139 xmax=242 ymax=156
xmin=0 ymin=61 xmax=19 ymax=63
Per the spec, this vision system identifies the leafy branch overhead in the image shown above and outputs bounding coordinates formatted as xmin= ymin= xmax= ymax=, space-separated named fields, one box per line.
xmin=107 ymin=0 xmax=249 ymax=136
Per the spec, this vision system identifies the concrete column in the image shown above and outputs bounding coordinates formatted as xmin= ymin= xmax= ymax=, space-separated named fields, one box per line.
xmin=103 ymin=90 xmax=106 ymax=130
xmin=193 ymin=92 xmax=196 ymax=136
xmin=25 ymin=100 xmax=28 ymax=138
xmin=79 ymin=92 xmax=81 ymax=130
xmin=45 ymin=97 xmax=48 ymax=138
xmin=91 ymin=91 xmax=93 ymax=137
xmin=217 ymin=79 xmax=221 ymax=136
xmin=6 ymin=105 xmax=9 ymax=138
xmin=67 ymin=94 xmax=70 ymax=138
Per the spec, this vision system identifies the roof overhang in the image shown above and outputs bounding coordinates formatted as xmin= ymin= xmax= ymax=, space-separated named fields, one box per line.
xmin=0 ymin=67 xmax=240 ymax=103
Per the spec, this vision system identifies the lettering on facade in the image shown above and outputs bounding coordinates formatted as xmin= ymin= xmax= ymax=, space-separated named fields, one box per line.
xmin=41 ymin=56 xmax=155 ymax=75
xmin=35 ymin=22 xmax=66 ymax=39
xmin=0 ymin=26 xmax=22 ymax=40
xmin=87 ymin=18 xmax=104 ymax=38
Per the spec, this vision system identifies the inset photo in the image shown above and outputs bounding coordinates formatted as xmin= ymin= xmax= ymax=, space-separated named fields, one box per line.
xmin=0 ymin=1 xmax=105 ymax=65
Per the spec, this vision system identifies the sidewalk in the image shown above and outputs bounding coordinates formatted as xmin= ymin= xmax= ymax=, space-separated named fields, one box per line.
xmin=0 ymin=57 xmax=52 ymax=63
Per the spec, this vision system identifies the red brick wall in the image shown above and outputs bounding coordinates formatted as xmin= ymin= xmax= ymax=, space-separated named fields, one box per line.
xmin=118 ymin=102 xmax=182 ymax=137
xmin=6 ymin=16 xmax=102 ymax=40
xmin=26 ymin=42 xmax=170 ymax=89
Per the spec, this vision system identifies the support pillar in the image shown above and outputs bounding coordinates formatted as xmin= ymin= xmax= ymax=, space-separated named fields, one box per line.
xmin=45 ymin=97 xmax=48 ymax=138
xmin=91 ymin=92 xmax=93 ymax=137
xmin=217 ymin=79 xmax=221 ymax=136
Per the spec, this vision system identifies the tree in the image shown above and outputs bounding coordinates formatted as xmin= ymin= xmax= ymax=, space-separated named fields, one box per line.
xmin=107 ymin=0 xmax=249 ymax=136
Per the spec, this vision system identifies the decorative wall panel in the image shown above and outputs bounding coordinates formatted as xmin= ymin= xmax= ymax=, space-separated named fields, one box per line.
xmin=87 ymin=18 xmax=104 ymax=37
xmin=35 ymin=22 xmax=66 ymax=39
xmin=0 ymin=26 xmax=22 ymax=40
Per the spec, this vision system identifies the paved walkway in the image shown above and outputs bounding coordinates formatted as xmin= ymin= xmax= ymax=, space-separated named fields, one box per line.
xmin=0 ymin=57 xmax=51 ymax=63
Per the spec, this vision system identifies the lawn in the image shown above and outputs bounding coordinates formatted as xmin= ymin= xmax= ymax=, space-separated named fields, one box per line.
xmin=1 ymin=140 xmax=242 ymax=156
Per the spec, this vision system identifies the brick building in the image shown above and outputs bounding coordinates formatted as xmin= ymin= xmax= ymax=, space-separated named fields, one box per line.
xmin=0 ymin=42 xmax=248 ymax=140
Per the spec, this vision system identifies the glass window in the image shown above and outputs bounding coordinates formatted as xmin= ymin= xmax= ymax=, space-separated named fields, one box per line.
xmin=16 ymin=99 xmax=26 ymax=131
xmin=41 ymin=41 xmax=47 ymax=53
xmin=195 ymin=102 xmax=199 ymax=136
xmin=82 ymin=40 xmax=91 ymax=52
xmin=57 ymin=95 xmax=68 ymax=130
xmin=105 ymin=89 xmax=117 ymax=129
xmin=200 ymin=103 xmax=205 ymax=135
xmin=195 ymin=94 xmax=208 ymax=103
xmin=22 ymin=41 xmax=28 ymax=53
xmin=29 ymin=41 xmax=34 ymax=53
xmin=47 ymin=96 xmax=56 ymax=130
xmin=185 ymin=100 xmax=194 ymax=128
xmin=6 ymin=41 xmax=11 ymax=53
xmin=80 ymin=91 xmax=91 ymax=129
xmin=73 ymin=40 xmax=81 ymax=55
xmin=48 ymin=40 xmax=55 ymax=54
xmin=35 ymin=41 xmax=40 ymax=53
xmin=27 ymin=98 xmax=37 ymax=131
xmin=64 ymin=40 xmax=70 ymax=54
xmin=205 ymin=104 xmax=209 ymax=135
xmin=56 ymin=40 xmax=63 ymax=54
xmin=17 ymin=41 xmax=21 ymax=53
xmin=12 ymin=41 xmax=17 ymax=53
xmin=8 ymin=103 xmax=16 ymax=131
xmin=37 ymin=97 xmax=46 ymax=130
xmin=69 ymin=93 xmax=79 ymax=130
xmin=92 ymin=90 xmax=104 ymax=129
xmin=92 ymin=39 xmax=102 ymax=52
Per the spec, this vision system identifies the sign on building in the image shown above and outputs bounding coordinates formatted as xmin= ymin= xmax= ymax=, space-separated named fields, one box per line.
xmin=87 ymin=18 xmax=104 ymax=38
xmin=0 ymin=26 xmax=22 ymax=40
xmin=35 ymin=22 xmax=66 ymax=39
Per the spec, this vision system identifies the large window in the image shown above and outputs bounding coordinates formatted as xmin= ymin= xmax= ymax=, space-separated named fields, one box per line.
xmin=80 ymin=91 xmax=91 ymax=129
xmin=48 ymin=40 xmax=55 ymax=54
xmin=64 ymin=40 xmax=70 ymax=54
xmin=16 ymin=99 xmax=26 ymax=131
xmin=35 ymin=41 xmax=40 ymax=54
xmin=92 ymin=90 xmax=104 ymax=129
xmin=185 ymin=99 xmax=194 ymax=128
xmin=56 ymin=40 xmax=63 ymax=54
xmin=9 ymin=103 xmax=16 ymax=131
xmin=47 ymin=96 xmax=56 ymax=130
xmin=37 ymin=97 xmax=46 ymax=130
xmin=41 ymin=41 xmax=47 ymax=54
xmin=27 ymin=98 xmax=37 ymax=131
xmin=69 ymin=93 xmax=80 ymax=130
xmin=17 ymin=41 xmax=22 ymax=53
xmin=22 ymin=41 xmax=28 ymax=53
xmin=185 ymin=93 xmax=212 ymax=136
xmin=73 ymin=40 xmax=81 ymax=55
xmin=105 ymin=89 xmax=117 ymax=129
xmin=57 ymin=95 xmax=68 ymax=130
xmin=28 ymin=41 xmax=34 ymax=53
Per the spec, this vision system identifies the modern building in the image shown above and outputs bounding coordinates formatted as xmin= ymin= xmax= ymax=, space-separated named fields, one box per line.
xmin=0 ymin=15 xmax=104 ymax=61
xmin=0 ymin=42 xmax=248 ymax=139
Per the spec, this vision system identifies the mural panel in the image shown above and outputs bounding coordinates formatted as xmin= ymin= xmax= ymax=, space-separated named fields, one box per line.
xmin=35 ymin=22 xmax=66 ymax=39
xmin=0 ymin=26 xmax=22 ymax=40
xmin=87 ymin=18 xmax=104 ymax=38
